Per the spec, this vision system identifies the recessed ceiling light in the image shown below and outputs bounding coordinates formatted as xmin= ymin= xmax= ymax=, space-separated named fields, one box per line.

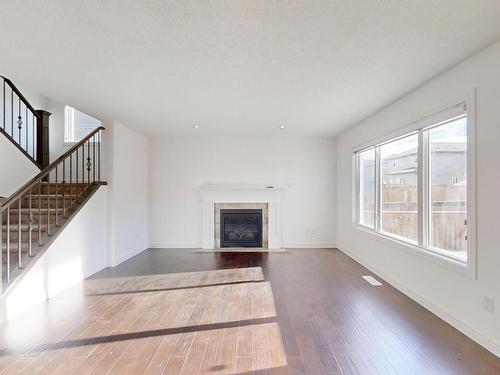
xmin=279 ymin=125 xmax=286 ymax=129
xmin=193 ymin=124 xmax=199 ymax=129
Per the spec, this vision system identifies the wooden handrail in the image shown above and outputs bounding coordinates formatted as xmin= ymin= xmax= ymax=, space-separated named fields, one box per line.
xmin=1 ymin=75 xmax=50 ymax=168
xmin=0 ymin=126 xmax=105 ymax=210
xmin=0 ymin=76 xmax=41 ymax=120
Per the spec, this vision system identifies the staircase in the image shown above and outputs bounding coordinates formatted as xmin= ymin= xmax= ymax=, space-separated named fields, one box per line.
xmin=0 ymin=77 xmax=106 ymax=291
xmin=0 ymin=75 xmax=50 ymax=169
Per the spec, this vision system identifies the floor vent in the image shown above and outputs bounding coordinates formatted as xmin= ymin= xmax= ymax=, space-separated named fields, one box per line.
xmin=362 ymin=275 xmax=383 ymax=286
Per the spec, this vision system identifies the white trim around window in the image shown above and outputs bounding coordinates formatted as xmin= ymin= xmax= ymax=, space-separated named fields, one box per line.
xmin=352 ymin=93 xmax=477 ymax=278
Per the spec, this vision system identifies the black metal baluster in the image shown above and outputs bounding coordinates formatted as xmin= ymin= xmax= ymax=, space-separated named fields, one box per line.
xmin=38 ymin=180 xmax=42 ymax=245
xmin=17 ymin=197 xmax=21 ymax=268
xmin=11 ymin=89 xmax=13 ymax=135
xmin=98 ymin=130 xmax=101 ymax=182
xmin=55 ymin=167 xmax=59 ymax=226
xmin=2 ymin=79 xmax=5 ymax=130
xmin=17 ymin=98 xmax=22 ymax=145
xmin=6 ymin=206 xmax=10 ymax=284
xmin=87 ymin=140 xmax=91 ymax=188
xmin=34 ymin=116 xmax=37 ymax=159
xmin=93 ymin=134 xmax=96 ymax=183
xmin=47 ymin=172 xmax=50 ymax=236
xmin=76 ymin=147 xmax=79 ymax=197
xmin=82 ymin=144 xmax=85 ymax=189
xmin=28 ymin=190 xmax=32 ymax=256
xmin=32 ymin=113 xmax=35 ymax=157
xmin=70 ymin=154 xmax=73 ymax=211
xmin=62 ymin=160 xmax=66 ymax=218
xmin=25 ymin=105 xmax=28 ymax=154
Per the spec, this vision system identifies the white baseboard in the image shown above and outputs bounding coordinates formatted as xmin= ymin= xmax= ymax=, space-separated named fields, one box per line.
xmin=150 ymin=242 xmax=337 ymax=249
xmin=283 ymin=242 xmax=336 ymax=249
xmin=149 ymin=243 xmax=202 ymax=249
xmin=338 ymin=246 xmax=500 ymax=358
xmin=109 ymin=246 xmax=149 ymax=267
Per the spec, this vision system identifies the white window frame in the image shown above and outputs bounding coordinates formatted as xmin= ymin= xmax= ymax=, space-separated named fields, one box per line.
xmin=352 ymin=96 xmax=477 ymax=278
xmin=64 ymin=106 xmax=76 ymax=144
xmin=64 ymin=105 xmax=101 ymax=145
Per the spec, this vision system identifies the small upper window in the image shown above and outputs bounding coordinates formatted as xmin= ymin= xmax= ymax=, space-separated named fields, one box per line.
xmin=64 ymin=106 xmax=101 ymax=143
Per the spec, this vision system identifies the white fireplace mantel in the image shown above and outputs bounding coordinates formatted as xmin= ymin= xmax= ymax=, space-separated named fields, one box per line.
xmin=200 ymin=185 xmax=285 ymax=249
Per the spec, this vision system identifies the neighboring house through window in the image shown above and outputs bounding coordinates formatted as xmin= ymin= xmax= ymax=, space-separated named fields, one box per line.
xmin=354 ymin=101 xmax=473 ymax=269
xmin=64 ymin=106 xmax=101 ymax=143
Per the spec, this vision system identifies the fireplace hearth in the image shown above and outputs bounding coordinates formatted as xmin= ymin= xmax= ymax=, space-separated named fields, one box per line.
xmin=220 ymin=209 xmax=263 ymax=247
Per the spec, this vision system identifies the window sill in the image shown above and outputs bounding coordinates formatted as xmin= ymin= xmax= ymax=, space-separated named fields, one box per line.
xmin=352 ymin=224 xmax=476 ymax=279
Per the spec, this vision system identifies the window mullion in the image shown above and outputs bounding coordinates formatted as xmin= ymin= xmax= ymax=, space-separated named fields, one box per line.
xmin=418 ymin=130 xmax=430 ymax=248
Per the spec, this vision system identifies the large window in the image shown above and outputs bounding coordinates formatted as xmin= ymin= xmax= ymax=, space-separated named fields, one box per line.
xmin=64 ymin=106 xmax=101 ymax=143
xmin=355 ymin=104 xmax=471 ymax=265
xmin=380 ymin=133 xmax=418 ymax=243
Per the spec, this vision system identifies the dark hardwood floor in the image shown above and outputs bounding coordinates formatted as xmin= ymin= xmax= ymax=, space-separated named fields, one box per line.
xmin=0 ymin=248 xmax=499 ymax=374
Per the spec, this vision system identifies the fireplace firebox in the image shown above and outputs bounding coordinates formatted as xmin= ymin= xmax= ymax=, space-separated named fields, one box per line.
xmin=220 ymin=209 xmax=263 ymax=247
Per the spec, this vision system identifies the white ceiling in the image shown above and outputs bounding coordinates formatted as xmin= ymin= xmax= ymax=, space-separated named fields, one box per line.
xmin=1 ymin=1 xmax=500 ymax=137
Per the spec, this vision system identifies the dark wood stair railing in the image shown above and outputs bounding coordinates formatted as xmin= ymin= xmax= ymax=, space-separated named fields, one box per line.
xmin=0 ymin=76 xmax=51 ymax=168
xmin=0 ymin=126 xmax=105 ymax=290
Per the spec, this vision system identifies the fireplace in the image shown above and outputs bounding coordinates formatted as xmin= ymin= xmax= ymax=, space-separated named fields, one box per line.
xmin=220 ymin=209 xmax=263 ymax=247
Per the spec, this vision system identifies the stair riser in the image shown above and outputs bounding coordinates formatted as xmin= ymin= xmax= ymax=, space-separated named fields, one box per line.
xmin=25 ymin=199 xmax=81 ymax=210
xmin=4 ymin=197 xmax=79 ymax=208
xmin=2 ymin=248 xmax=38 ymax=255
xmin=3 ymin=211 xmax=59 ymax=221
xmin=2 ymin=231 xmax=43 ymax=242
xmin=2 ymin=225 xmax=49 ymax=234
xmin=34 ymin=186 xmax=87 ymax=195
xmin=31 ymin=182 xmax=89 ymax=191
xmin=3 ymin=212 xmax=62 ymax=223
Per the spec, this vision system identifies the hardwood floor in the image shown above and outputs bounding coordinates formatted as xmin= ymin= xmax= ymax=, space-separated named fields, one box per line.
xmin=0 ymin=248 xmax=498 ymax=374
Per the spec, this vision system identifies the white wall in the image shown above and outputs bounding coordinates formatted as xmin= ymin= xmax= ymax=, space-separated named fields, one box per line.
xmin=107 ymin=122 xmax=149 ymax=266
xmin=149 ymin=135 xmax=337 ymax=248
xmin=0 ymin=135 xmax=39 ymax=197
xmin=336 ymin=41 xmax=500 ymax=356
xmin=0 ymin=186 xmax=108 ymax=322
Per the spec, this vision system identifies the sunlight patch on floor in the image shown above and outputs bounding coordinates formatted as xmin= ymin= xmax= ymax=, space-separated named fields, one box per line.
xmin=0 ymin=267 xmax=287 ymax=374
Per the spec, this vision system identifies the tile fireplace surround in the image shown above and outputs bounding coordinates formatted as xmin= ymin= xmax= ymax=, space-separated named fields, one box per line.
xmin=200 ymin=185 xmax=284 ymax=249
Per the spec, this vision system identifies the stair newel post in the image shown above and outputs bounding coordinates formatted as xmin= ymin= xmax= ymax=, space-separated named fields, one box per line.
xmin=35 ymin=110 xmax=51 ymax=170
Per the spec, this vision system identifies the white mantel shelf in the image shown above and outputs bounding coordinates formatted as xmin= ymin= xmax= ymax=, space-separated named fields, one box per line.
xmin=200 ymin=184 xmax=285 ymax=250
xmin=199 ymin=184 xmax=287 ymax=191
